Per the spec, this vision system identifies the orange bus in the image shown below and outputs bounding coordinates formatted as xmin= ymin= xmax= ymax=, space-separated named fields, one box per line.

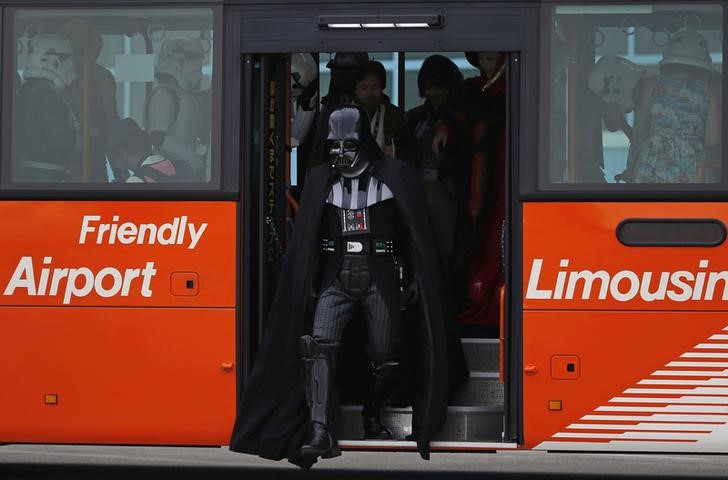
xmin=1 ymin=0 xmax=726 ymax=456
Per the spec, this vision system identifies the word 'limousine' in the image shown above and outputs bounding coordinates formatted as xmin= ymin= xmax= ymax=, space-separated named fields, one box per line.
xmin=526 ymin=259 xmax=728 ymax=302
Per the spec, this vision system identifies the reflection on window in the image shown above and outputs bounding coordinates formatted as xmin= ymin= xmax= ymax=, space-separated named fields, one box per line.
xmin=547 ymin=4 xmax=722 ymax=185
xmin=10 ymin=8 xmax=215 ymax=185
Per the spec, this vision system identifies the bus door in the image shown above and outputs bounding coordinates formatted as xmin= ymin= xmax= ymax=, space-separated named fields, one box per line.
xmin=523 ymin=2 xmax=728 ymax=453
xmin=240 ymin=1 xmax=538 ymax=451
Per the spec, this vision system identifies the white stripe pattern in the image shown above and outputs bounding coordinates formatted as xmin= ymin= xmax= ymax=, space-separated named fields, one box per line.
xmin=639 ymin=378 xmax=728 ymax=385
xmin=535 ymin=323 xmax=728 ymax=452
xmin=553 ymin=432 xmax=708 ymax=440
xmin=623 ymin=387 xmax=728 ymax=394
xmin=609 ymin=396 xmax=728 ymax=404
xmin=681 ymin=352 xmax=728 ymax=358
xmin=667 ymin=361 xmax=728 ymax=367
xmin=582 ymin=414 xmax=726 ymax=422
xmin=566 ymin=423 xmax=714 ymax=431
xmin=595 ymin=405 xmax=728 ymax=413
xmin=652 ymin=369 xmax=728 ymax=376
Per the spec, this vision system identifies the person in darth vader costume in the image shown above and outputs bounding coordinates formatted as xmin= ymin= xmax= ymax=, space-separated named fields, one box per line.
xmin=229 ymin=105 xmax=466 ymax=468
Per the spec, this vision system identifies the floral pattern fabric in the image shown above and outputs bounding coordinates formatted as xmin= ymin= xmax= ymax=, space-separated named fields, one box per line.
xmin=632 ymin=74 xmax=711 ymax=183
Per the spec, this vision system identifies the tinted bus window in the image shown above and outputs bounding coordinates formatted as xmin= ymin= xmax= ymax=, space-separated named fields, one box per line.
xmin=544 ymin=4 xmax=723 ymax=187
xmin=8 ymin=8 xmax=216 ymax=186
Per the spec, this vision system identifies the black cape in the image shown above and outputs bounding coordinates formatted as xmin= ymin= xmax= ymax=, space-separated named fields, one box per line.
xmin=229 ymin=157 xmax=457 ymax=465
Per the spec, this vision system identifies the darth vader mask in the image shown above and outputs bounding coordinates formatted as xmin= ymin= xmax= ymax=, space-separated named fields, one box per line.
xmin=326 ymin=105 xmax=382 ymax=178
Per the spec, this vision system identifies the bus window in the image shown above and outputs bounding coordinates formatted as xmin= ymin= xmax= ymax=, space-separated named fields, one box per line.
xmin=8 ymin=8 xmax=216 ymax=185
xmin=544 ymin=3 xmax=723 ymax=186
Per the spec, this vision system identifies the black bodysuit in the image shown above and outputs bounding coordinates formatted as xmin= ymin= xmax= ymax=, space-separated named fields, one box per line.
xmin=314 ymin=170 xmax=406 ymax=364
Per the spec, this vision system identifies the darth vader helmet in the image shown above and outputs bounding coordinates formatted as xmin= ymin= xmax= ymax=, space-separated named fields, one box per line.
xmin=326 ymin=105 xmax=382 ymax=178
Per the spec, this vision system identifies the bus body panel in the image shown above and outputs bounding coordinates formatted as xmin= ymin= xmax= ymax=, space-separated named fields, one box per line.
xmin=523 ymin=203 xmax=728 ymax=452
xmin=0 ymin=201 xmax=237 ymax=444
xmin=0 ymin=201 xmax=236 ymax=307
xmin=524 ymin=203 xmax=728 ymax=311
xmin=524 ymin=311 xmax=728 ymax=452
xmin=0 ymin=307 xmax=236 ymax=444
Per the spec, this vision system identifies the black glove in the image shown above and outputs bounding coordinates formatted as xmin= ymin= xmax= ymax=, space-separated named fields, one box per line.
xmin=401 ymin=278 xmax=419 ymax=309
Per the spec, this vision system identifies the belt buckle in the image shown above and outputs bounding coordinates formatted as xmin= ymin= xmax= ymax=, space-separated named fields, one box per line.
xmin=346 ymin=241 xmax=364 ymax=253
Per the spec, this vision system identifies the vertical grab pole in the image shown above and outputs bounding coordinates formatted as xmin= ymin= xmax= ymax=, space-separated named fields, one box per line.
xmin=257 ymin=56 xmax=268 ymax=346
xmin=566 ymin=21 xmax=580 ymax=182
xmin=499 ymin=284 xmax=505 ymax=384
xmin=397 ymin=52 xmax=405 ymax=108
xmin=80 ymin=27 xmax=92 ymax=182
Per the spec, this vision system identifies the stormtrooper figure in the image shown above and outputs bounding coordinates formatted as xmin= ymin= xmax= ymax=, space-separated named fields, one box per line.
xmin=230 ymin=104 xmax=459 ymax=469
xmin=145 ymin=37 xmax=209 ymax=176
xmin=290 ymin=52 xmax=318 ymax=148
xmin=16 ymin=34 xmax=80 ymax=182
xmin=588 ymin=54 xmax=647 ymax=147
xmin=588 ymin=54 xmax=646 ymax=114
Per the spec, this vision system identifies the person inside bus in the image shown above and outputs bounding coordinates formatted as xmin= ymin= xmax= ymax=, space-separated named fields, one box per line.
xmin=110 ymin=117 xmax=193 ymax=183
xmin=453 ymin=51 xmax=507 ymax=329
xmin=353 ymin=60 xmax=418 ymax=166
xmin=289 ymin=52 xmax=319 ymax=188
xmin=230 ymin=104 xmax=466 ymax=468
xmin=588 ymin=54 xmax=646 ymax=144
xmin=628 ymin=30 xmax=721 ymax=183
xmin=309 ymin=51 xmax=369 ymax=168
xmin=406 ymin=55 xmax=470 ymax=302
xmin=145 ymin=36 xmax=210 ymax=179
xmin=290 ymin=52 xmax=319 ymax=149
xmin=14 ymin=34 xmax=80 ymax=183
xmin=62 ymin=18 xmax=119 ymax=183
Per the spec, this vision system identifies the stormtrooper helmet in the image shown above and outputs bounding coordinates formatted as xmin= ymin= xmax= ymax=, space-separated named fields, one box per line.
xmin=326 ymin=105 xmax=381 ymax=178
xmin=659 ymin=30 xmax=713 ymax=74
xmin=155 ymin=37 xmax=205 ymax=90
xmin=588 ymin=54 xmax=646 ymax=113
xmin=23 ymin=34 xmax=76 ymax=90
xmin=290 ymin=53 xmax=317 ymax=98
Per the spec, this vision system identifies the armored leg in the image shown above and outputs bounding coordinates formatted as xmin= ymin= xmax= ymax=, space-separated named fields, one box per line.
xmin=359 ymin=282 xmax=399 ymax=439
xmin=362 ymin=360 xmax=400 ymax=439
xmin=300 ymin=334 xmax=342 ymax=461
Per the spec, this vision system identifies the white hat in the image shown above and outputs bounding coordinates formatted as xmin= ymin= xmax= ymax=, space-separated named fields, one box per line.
xmin=659 ymin=30 xmax=713 ymax=73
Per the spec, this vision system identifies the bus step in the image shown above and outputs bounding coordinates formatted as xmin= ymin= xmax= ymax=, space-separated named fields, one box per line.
xmin=450 ymin=373 xmax=504 ymax=406
xmin=339 ymin=405 xmax=503 ymax=443
xmin=461 ymin=338 xmax=500 ymax=373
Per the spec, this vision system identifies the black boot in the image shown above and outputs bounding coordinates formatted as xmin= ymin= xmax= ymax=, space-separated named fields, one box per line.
xmin=362 ymin=360 xmax=399 ymax=440
xmin=300 ymin=335 xmax=342 ymax=462
xmin=301 ymin=422 xmax=341 ymax=459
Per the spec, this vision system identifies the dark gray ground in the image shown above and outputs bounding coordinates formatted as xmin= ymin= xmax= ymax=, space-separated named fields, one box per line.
xmin=2 ymin=445 xmax=728 ymax=479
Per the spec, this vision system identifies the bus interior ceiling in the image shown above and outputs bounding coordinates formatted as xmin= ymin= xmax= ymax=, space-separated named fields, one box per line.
xmin=255 ymin=50 xmax=509 ymax=443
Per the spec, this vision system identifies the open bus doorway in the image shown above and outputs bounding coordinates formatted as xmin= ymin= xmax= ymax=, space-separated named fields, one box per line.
xmin=245 ymin=50 xmax=512 ymax=448
xmin=299 ymin=51 xmax=507 ymax=338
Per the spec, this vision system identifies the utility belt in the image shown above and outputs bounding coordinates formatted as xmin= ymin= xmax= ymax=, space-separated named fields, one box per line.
xmin=321 ymin=237 xmax=397 ymax=255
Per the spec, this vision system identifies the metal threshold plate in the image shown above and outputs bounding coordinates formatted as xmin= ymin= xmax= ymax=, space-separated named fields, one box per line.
xmin=339 ymin=440 xmax=519 ymax=451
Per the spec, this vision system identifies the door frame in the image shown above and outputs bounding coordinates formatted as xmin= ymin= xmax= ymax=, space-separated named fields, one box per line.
xmin=235 ymin=1 xmax=540 ymax=446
